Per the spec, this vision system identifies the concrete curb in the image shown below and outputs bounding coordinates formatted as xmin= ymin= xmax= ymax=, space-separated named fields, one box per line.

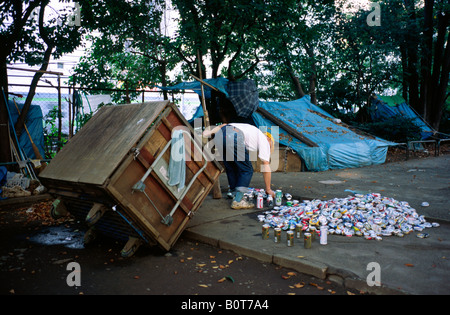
xmin=183 ymin=229 xmax=408 ymax=295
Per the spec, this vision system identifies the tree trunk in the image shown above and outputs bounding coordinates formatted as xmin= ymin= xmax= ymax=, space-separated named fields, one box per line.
xmin=14 ymin=44 xmax=54 ymax=138
xmin=0 ymin=58 xmax=11 ymax=164
xmin=309 ymin=73 xmax=317 ymax=105
xmin=404 ymin=0 xmax=421 ymax=114
xmin=427 ymin=10 xmax=449 ymax=130
xmin=419 ymin=0 xmax=434 ymax=119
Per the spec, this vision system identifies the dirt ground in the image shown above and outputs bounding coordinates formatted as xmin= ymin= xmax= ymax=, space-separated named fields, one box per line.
xmin=1 ymin=144 xmax=448 ymax=297
xmin=0 ymin=201 xmax=363 ymax=296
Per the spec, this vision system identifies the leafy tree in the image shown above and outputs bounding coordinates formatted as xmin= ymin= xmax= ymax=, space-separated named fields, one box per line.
xmin=0 ymin=0 xmax=84 ymax=163
xmin=172 ymin=0 xmax=269 ymax=80
xmin=72 ymin=0 xmax=176 ymax=102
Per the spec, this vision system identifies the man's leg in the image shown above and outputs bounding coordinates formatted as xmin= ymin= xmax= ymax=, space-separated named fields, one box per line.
xmin=230 ymin=130 xmax=254 ymax=209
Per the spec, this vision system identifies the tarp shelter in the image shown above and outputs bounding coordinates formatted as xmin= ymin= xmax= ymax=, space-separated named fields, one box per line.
xmin=226 ymin=79 xmax=259 ymax=118
xmin=158 ymin=77 xmax=259 ymax=123
xmin=159 ymin=81 xmax=396 ymax=172
xmin=158 ymin=77 xmax=229 ymax=99
xmin=370 ymin=95 xmax=434 ymax=140
xmin=7 ymin=100 xmax=45 ymax=160
xmin=252 ymin=96 xmax=396 ymax=172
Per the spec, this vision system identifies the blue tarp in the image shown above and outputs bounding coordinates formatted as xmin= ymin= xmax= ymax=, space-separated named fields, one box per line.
xmin=158 ymin=77 xmax=229 ymax=99
xmin=370 ymin=95 xmax=434 ymax=140
xmin=252 ymin=96 xmax=396 ymax=172
xmin=159 ymin=80 xmax=396 ymax=171
xmin=7 ymin=100 xmax=45 ymax=160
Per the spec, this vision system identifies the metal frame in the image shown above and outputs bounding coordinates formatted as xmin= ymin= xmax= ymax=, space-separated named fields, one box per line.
xmin=131 ymin=130 xmax=208 ymax=226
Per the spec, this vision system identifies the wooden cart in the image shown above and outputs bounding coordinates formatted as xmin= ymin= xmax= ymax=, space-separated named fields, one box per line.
xmin=39 ymin=101 xmax=222 ymax=256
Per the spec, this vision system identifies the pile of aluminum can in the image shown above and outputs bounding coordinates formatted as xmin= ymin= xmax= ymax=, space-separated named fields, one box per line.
xmin=256 ymin=192 xmax=439 ymax=241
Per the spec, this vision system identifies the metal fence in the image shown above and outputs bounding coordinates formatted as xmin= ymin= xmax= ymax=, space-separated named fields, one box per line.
xmin=8 ymin=80 xmax=200 ymax=158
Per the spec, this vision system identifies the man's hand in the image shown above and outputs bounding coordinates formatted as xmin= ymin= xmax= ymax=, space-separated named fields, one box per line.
xmin=266 ymin=188 xmax=275 ymax=198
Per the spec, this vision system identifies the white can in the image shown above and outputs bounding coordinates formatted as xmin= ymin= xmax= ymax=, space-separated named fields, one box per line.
xmin=256 ymin=194 xmax=264 ymax=209
xmin=320 ymin=225 xmax=328 ymax=245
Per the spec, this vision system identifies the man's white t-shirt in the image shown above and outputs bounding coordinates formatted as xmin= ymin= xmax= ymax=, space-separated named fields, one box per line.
xmin=228 ymin=123 xmax=271 ymax=162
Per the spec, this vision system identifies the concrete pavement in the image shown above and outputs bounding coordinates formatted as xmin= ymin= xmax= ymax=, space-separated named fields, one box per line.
xmin=185 ymin=155 xmax=450 ymax=295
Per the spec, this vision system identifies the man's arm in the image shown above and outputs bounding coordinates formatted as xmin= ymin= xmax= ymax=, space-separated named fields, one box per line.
xmin=261 ymin=160 xmax=275 ymax=197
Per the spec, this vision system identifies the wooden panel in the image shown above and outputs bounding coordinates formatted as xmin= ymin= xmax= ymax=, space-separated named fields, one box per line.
xmin=41 ymin=101 xmax=223 ymax=251
xmin=105 ymin=104 xmax=222 ymax=250
xmin=252 ymin=146 xmax=302 ymax=172
xmin=39 ymin=101 xmax=169 ymax=186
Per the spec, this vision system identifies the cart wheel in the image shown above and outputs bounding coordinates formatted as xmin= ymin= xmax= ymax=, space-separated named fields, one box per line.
xmin=120 ymin=237 xmax=143 ymax=258
xmin=85 ymin=203 xmax=108 ymax=226
xmin=83 ymin=227 xmax=97 ymax=245
xmin=50 ymin=199 xmax=68 ymax=219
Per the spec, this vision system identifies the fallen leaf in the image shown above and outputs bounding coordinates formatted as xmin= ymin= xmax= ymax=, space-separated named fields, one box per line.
xmin=405 ymin=263 xmax=414 ymax=267
xmin=133 ymin=276 xmax=140 ymax=279
xmin=187 ymin=257 xmax=193 ymax=260
xmin=287 ymin=293 xmax=296 ymax=295
xmin=287 ymin=272 xmax=297 ymax=276
xmin=198 ymin=284 xmax=208 ymax=288
xmin=226 ymin=276 xmax=234 ymax=283
xmin=281 ymin=275 xmax=291 ymax=280
xmin=196 ymin=263 xmax=206 ymax=267
xmin=347 ymin=291 xmax=355 ymax=295
xmin=210 ymin=255 xmax=215 ymax=259
xmin=294 ymin=283 xmax=305 ymax=288
xmin=228 ymin=260 xmax=234 ymax=264
xmin=218 ymin=277 xmax=226 ymax=283
xmin=219 ymin=265 xmax=226 ymax=269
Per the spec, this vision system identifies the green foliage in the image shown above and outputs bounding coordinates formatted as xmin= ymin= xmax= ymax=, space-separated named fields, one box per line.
xmin=43 ymin=106 xmax=67 ymax=158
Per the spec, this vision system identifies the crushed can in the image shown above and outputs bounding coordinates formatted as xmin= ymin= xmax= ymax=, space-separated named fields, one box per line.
xmin=267 ymin=195 xmax=274 ymax=207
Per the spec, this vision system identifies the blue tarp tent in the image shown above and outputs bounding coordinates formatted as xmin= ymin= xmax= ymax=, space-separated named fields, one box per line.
xmin=370 ymin=95 xmax=434 ymax=140
xmin=7 ymin=100 xmax=45 ymax=160
xmin=159 ymin=80 xmax=396 ymax=171
xmin=158 ymin=77 xmax=229 ymax=99
xmin=252 ymin=96 xmax=396 ymax=171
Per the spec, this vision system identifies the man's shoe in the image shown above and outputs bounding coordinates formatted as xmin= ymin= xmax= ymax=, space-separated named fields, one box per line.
xmin=231 ymin=199 xmax=254 ymax=210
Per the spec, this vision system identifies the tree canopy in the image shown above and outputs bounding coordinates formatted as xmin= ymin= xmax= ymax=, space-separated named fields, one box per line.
xmin=2 ymin=0 xmax=449 ymax=159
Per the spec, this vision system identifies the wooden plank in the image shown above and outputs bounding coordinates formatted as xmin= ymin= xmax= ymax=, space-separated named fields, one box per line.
xmin=252 ymin=147 xmax=302 ymax=172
